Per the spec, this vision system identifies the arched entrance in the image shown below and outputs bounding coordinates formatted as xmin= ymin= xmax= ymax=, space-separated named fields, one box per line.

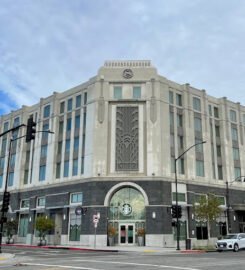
xmin=107 ymin=186 xmax=146 ymax=246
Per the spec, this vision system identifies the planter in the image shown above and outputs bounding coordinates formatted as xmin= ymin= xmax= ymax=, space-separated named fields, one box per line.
xmin=108 ymin=236 xmax=114 ymax=246
xmin=6 ymin=237 xmax=14 ymax=244
xmin=37 ymin=239 xmax=47 ymax=246
xmin=138 ymin=236 xmax=144 ymax=246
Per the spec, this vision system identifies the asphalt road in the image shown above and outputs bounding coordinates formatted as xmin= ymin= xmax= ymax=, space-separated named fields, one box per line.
xmin=1 ymin=246 xmax=245 ymax=270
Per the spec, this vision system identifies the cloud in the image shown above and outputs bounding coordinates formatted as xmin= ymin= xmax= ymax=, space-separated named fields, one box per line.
xmin=1 ymin=0 xmax=245 ymax=115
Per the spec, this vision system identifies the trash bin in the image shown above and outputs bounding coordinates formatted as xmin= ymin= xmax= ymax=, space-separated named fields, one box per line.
xmin=185 ymin=239 xmax=191 ymax=250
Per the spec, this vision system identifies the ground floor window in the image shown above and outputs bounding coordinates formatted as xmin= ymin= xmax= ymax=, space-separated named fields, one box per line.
xmin=69 ymin=213 xmax=81 ymax=241
xmin=196 ymin=222 xmax=208 ymax=239
xmin=19 ymin=214 xmax=28 ymax=237
xmin=173 ymin=221 xmax=187 ymax=240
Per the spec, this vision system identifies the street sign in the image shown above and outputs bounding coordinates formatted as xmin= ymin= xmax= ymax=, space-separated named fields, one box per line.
xmin=93 ymin=214 xmax=99 ymax=223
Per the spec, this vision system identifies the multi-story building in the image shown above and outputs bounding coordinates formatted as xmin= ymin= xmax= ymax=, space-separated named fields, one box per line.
xmin=0 ymin=60 xmax=245 ymax=248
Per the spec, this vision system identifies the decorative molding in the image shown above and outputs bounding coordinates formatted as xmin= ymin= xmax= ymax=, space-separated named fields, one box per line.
xmin=104 ymin=60 xmax=151 ymax=68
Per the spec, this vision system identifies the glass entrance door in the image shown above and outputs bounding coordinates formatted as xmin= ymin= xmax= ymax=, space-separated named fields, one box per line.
xmin=119 ymin=224 xmax=135 ymax=245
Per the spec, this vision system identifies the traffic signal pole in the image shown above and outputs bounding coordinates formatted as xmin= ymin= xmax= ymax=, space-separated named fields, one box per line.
xmin=0 ymin=138 xmax=13 ymax=253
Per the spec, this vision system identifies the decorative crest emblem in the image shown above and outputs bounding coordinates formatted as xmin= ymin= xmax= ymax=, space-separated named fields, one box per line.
xmin=121 ymin=203 xmax=132 ymax=216
xmin=122 ymin=69 xmax=133 ymax=79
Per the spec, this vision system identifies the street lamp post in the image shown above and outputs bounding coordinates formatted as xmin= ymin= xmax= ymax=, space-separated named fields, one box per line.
xmin=175 ymin=140 xmax=206 ymax=250
xmin=226 ymin=176 xmax=245 ymax=233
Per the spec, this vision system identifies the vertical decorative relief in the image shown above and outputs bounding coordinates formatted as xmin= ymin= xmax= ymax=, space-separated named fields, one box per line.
xmin=116 ymin=107 xmax=139 ymax=171
xmin=150 ymin=78 xmax=157 ymax=123
xmin=98 ymin=78 xmax=105 ymax=123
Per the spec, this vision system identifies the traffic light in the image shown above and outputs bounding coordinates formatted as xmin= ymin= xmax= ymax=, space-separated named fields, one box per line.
xmin=1 ymin=191 xmax=10 ymax=213
xmin=26 ymin=117 xmax=36 ymax=142
xmin=171 ymin=205 xmax=177 ymax=218
xmin=171 ymin=205 xmax=182 ymax=218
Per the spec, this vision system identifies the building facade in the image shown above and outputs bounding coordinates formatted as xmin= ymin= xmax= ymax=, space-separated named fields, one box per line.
xmin=0 ymin=60 xmax=245 ymax=248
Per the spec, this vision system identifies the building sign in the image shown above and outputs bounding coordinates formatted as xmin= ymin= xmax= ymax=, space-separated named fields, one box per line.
xmin=122 ymin=69 xmax=133 ymax=79
xmin=121 ymin=203 xmax=132 ymax=216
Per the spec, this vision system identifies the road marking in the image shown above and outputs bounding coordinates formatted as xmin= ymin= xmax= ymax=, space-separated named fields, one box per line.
xmin=21 ymin=263 xmax=104 ymax=270
xmin=74 ymin=259 xmax=201 ymax=270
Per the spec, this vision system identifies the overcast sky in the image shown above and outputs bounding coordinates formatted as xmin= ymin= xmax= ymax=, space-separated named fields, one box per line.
xmin=1 ymin=0 xmax=245 ymax=115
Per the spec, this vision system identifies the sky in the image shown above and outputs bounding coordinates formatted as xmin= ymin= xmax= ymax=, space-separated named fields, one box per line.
xmin=1 ymin=0 xmax=245 ymax=115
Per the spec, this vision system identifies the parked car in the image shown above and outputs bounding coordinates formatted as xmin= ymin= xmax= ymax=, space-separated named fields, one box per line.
xmin=216 ymin=233 xmax=245 ymax=252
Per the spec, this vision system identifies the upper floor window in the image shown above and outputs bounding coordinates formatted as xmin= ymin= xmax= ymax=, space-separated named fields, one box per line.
xmin=208 ymin=105 xmax=212 ymax=116
xmin=43 ymin=105 xmax=51 ymax=118
xmin=176 ymin=94 xmax=182 ymax=107
xmin=133 ymin=86 xmax=141 ymax=99
xmin=40 ymin=145 xmax=48 ymax=158
xmin=215 ymin=125 xmax=220 ymax=138
xmin=67 ymin=98 xmax=73 ymax=111
xmin=42 ymin=123 xmax=49 ymax=140
xmin=66 ymin=118 xmax=72 ymax=131
xmin=177 ymin=114 xmax=183 ymax=128
xmin=76 ymin=95 xmax=81 ymax=108
xmin=13 ymin=117 xmax=20 ymax=127
xmin=169 ymin=112 xmax=174 ymax=127
xmin=59 ymin=121 xmax=64 ymax=135
xmin=0 ymin=175 xmax=3 ymax=188
xmin=214 ymin=107 xmax=219 ymax=118
xmin=20 ymin=199 xmax=30 ymax=209
xmin=114 ymin=86 xmax=122 ymax=99
xmin=194 ymin=117 xmax=202 ymax=132
xmin=37 ymin=197 xmax=45 ymax=208
xmin=60 ymin=101 xmax=65 ymax=114
xmin=84 ymin=92 xmax=87 ymax=105
xmin=65 ymin=139 xmax=71 ymax=153
xmin=195 ymin=138 xmax=204 ymax=153
xmin=8 ymin=172 xmax=14 ymax=186
xmin=233 ymin=147 xmax=240 ymax=161
xmin=230 ymin=110 xmax=237 ymax=122
xmin=75 ymin=115 xmax=80 ymax=129
xmin=74 ymin=137 xmax=79 ymax=151
xmin=193 ymin=97 xmax=201 ymax=112
xmin=3 ymin=122 xmax=9 ymax=132
xmin=0 ymin=158 xmax=4 ymax=170
xmin=231 ymin=127 xmax=238 ymax=141
xmin=169 ymin=91 xmax=174 ymax=104
xmin=196 ymin=160 xmax=205 ymax=177
xmin=172 ymin=192 xmax=186 ymax=202
xmin=70 ymin=192 xmax=83 ymax=204
xmin=39 ymin=165 xmax=46 ymax=181
xmin=234 ymin=167 xmax=241 ymax=179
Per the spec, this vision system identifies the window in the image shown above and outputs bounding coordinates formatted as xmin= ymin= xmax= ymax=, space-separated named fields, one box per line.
xmin=172 ymin=192 xmax=186 ymax=202
xmin=75 ymin=115 xmax=80 ymax=129
xmin=60 ymin=101 xmax=65 ymax=113
xmin=133 ymin=86 xmax=141 ymax=99
xmin=66 ymin=118 xmax=72 ymax=131
xmin=24 ymin=170 xmax=28 ymax=184
xmin=194 ymin=194 xmax=206 ymax=204
xmin=69 ymin=213 xmax=81 ymax=241
xmin=215 ymin=125 xmax=220 ymax=138
xmin=218 ymin=165 xmax=223 ymax=180
xmin=169 ymin=112 xmax=174 ymax=127
xmin=177 ymin=114 xmax=183 ymax=128
xmin=208 ymin=105 xmax=212 ymax=116
xmin=3 ymin=121 xmax=9 ymax=131
xmin=243 ymin=114 xmax=245 ymax=125
xmin=64 ymin=161 xmax=69 ymax=177
xmin=214 ymin=107 xmax=219 ymax=118
xmin=76 ymin=95 xmax=81 ymax=108
xmin=67 ymin=98 xmax=73 ymax=111
xmin=74 ymin=137 xmax=79 ymax=151
xmin=0 ymin=158 xmax=5 ymax=170
xmin=57 ymin=142 xmax=62 ymax=155
xmin=193 ymin=97 xmax=201 ymax=111
xmin=0 ymin=175 xmax=3 ymax=188
xmin=19 ymin=214 xmax=28 ymax=237
xmin=233 ymin=148 xmax=240 ymax=161
xmin=71 ymin=192 xmax=83 ymax=204
xmin=196 ymin=160 xmax=205 ymax=177
xmin=8 ymin=172 xmax=14 ymax=186
xmin=216 ymin=145 xmax=221 ymax=157
xmin=59 ymin=121 xmax=64 ymax=135
xmin=169 ymin=91 xmax=174 ymax=104
xmin=39 ymin=165 xmax=46 ymax=181
xmin=42 ymin=123 xmax=49 ymax=140
xmin=231 ymin=127 xmax=238 ymax=141
xmin=114 ymin=86 xmax=122 ymax=99
xmin=65 ymin=139 xmax=71 ymax=153
xmin=195 ymin=138 xmax=204 ymax=153
xmin=178 ymin=135 xmax=184 ymax=149
xmin=40 ymin=145 xmax=48 ymax=158
xmin=176 ymin=94 xmax=182 ymax=106
xmin=10 ymin=154 xmax=16 ymax=167
xmin=43 ymin=105 xmax=51 ymax=118
xmin=178 ymin=158 xmax=185 ymax=174
xmin=173 ymin=221 xmax=186 ymax=240
xmin=13 ymin=117 xmax=20 ymax=127
xmin=234 ymin=167 xmax=241 ymax=179
xmin=20 ymin=199 xmax=30 ymax=209
xmin=194 ymin=117 xmax=202 ymax=132
xmin=1 ymin=139 xmax=7 ymax=155
xmin=84 ymin=92 xmax=87 ymax=104
xmin=72 ymin=159 xmax=78 ymax=176
xmin=171 ymin=157 xmax=175 ymax=173
xmin=56 ymin=163 xmax=61 ymax=179
xmin=196 ymin=222 xmax=208 ymax=239
xmin=216 ymin=196 xmax=225 ymax=206
xmin=37 ymin=197 xmax=45 ymax=207
xmin=230 ymin=110 xmax=237 ymax=122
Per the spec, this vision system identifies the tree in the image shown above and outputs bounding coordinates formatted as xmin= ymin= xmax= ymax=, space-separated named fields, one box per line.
xmin=194 ymin=193 xmax=222 ymax=242
xmin=35 ymin=216 xmax=54 ymax=245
